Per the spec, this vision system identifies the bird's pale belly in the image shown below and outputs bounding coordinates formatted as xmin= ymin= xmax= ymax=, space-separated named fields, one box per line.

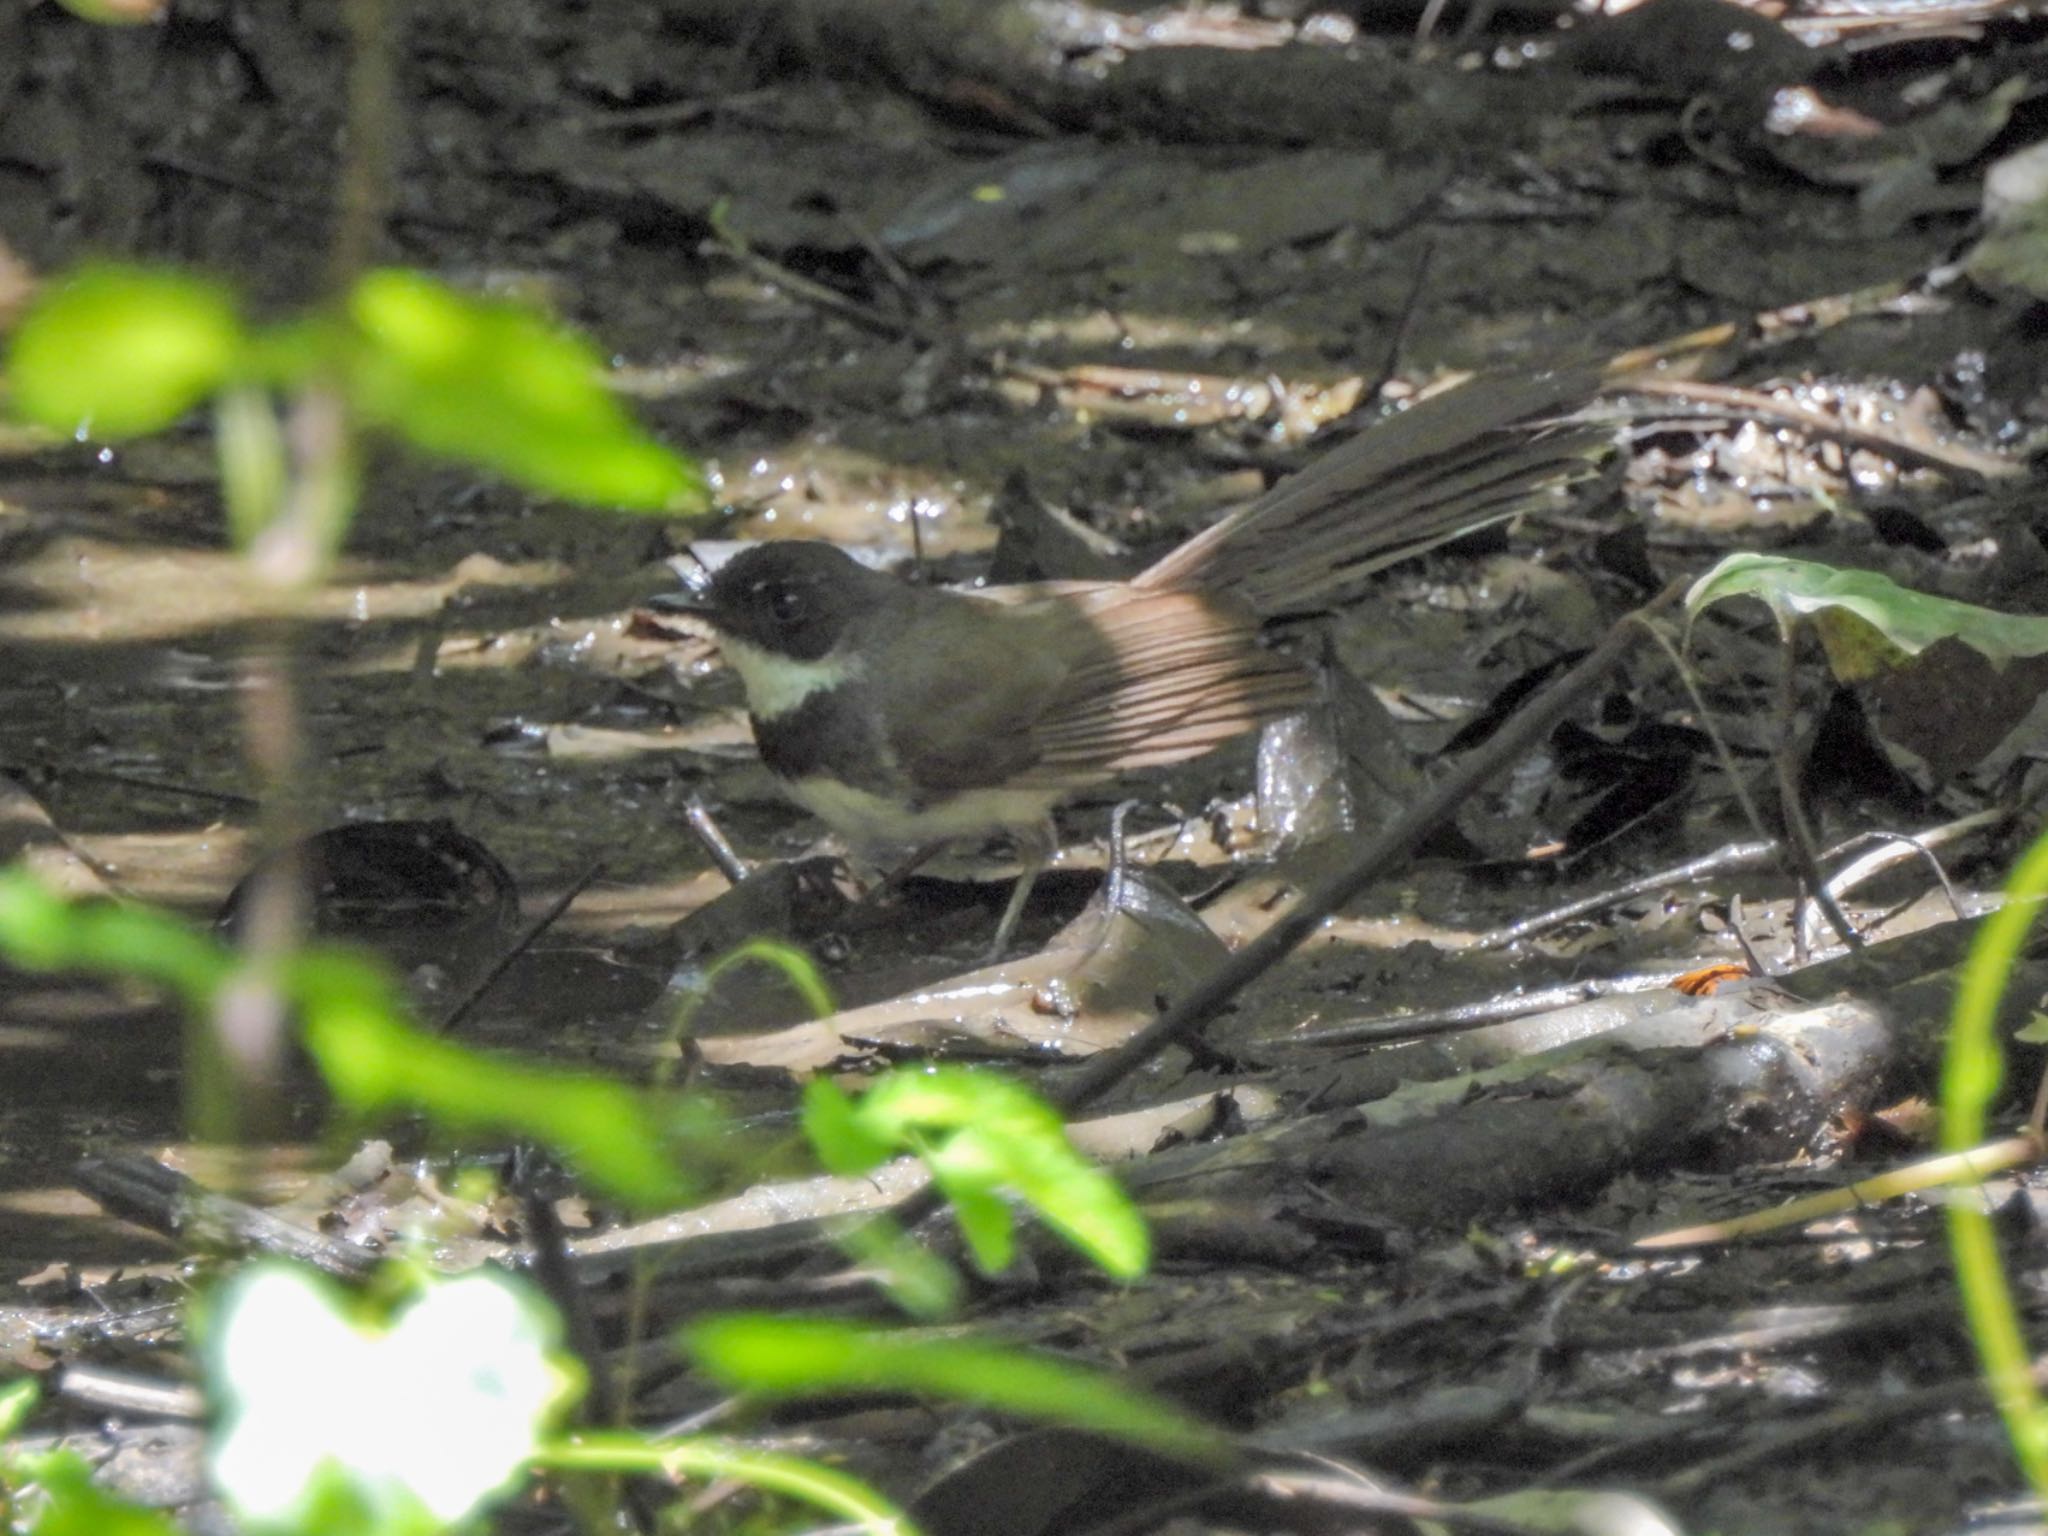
xmin=775 ymin=773 xmax=1060 ymax=853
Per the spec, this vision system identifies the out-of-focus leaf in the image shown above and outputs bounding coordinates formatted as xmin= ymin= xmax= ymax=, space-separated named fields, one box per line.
xmin=1946 ymin=826 xmax=2048 ymax=1499
xmin=205 ymin=1264 xmax=579 ymax=1533
xmin=291 ymin=951 xmax=700 ymax=1209
xmin=345 ymin=270 xmax=705 ymax=514
xmin=52 ymin=0 xmax=167 ymax=22
xmin=0 ymin=1375 xmax=38 ymax=1437
xmin=7 ymin=265 xmax=244 ymax=439
xmin=14 ymin=1451 xmax=182 ymax=1536
xmin=934 ymin=1171 xmax=1016 ymax=1274
xmin=0 ymin=874 xmax=702 ymax=1211
xmin=683 ymin=1315 xmax=1227 ymax=1464
xmin=702 ymin=937 xmax=835 ymax=1018
xmin=1687 ymin=554 xmax=2048 ymax=673
xmin=801 ymin=1078 xmax=894 ymax=1176
xmin=848 ymin=1068 xmax=1148 ymax=1280
xmin=831 ymin=1216 xmax=963 ymax=1319
xmin=542 ymin=1433 xmax=916 ymax=1536
xmin=215 ymin=385 xmax=289 ymax=549
xmin=0 ymin=867 xmax=232 ymax=1007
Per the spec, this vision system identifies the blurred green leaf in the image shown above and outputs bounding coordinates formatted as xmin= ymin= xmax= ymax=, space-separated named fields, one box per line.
xmin=542 ymin=1433 xmax=917 ymax=1536
xmin=831 ymin=1216 xmax=963 ymax=1320
xmin=849 ymin=1068 xmax=1148 ymax=1280
xmin=683 ymin=1315 xmax=1227 ymax=1464
xmin=0 ymin=867 xmax=232 ymax=1007
xmin=291 ymin=951 xmax=698 ymax=1208
xmin=702 ymin=937 xmax=835 ymax=1018
xmin=7 ymin=265 xmax=244 ymax=439
xmin=52 ymin=0 xmax=166 ymax=22
xmin=934 ymin=1172 xmax=1015 ymax=1274
xmin=1687 ymin=554 xmax=2048 ymax=669
xmin=0 ymin=1375 xmax=37 ymax=1438
xmin=0 ymin=874 xmax=704 ymax=1211
xmin=345 ymin=270 xmax=706 ymax=514
xmin=1946 ymin=826 xmax=2048 ymax=1497
xmin=14 ymin=1451 xmax=181 ymax=1536
xmin=214 ymin=385 xmax=289 ymax=550
xmin=801 ymin=1078 xmax=893 ymax=1176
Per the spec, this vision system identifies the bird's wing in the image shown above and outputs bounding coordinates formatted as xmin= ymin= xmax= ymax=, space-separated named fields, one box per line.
xmin=1011 ymin=586 xmax=1313 ymax=787
xmin=868 ymin=590 xmax=1081 ymax=796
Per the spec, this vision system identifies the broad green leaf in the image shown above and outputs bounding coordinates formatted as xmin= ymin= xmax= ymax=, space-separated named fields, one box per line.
xmin=206 ymin=1264 xmax=579 ymax=1533
xmin=0 ymin=867 xmax=233 ymax=1007
xmin=0 ymin=874 xmax=703 ymax=1210
xmin=1687 ymin=554 xmax=2048 ymax=672
xmin=683 ymin=1316 xmax=1227 ymax=1463
xmin=7 ymin=265 xmax=244 ymax=438
xmin=802 ymin=1078 xmax=894 ymax=1175
xmin=291 ymin=952 xmax=699 ymax=1209
xmin=15 ymin=1451 xmax=181 ymax=1536
xmin=345 ymin=270 xmax=705 ymax=513
xmin=848 ymin=1068 xmax=1148 ymax=1280
xmin=934 ymin=1168 xmax=1016 ymax=1274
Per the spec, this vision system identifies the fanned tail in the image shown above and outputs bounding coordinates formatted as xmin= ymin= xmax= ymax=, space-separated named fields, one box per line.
xmin=1134 ymin=364 xmax=1611 ymax=616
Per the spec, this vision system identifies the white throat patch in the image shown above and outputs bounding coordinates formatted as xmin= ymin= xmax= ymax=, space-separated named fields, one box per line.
xmin=719 ymin=636 xmax=856 ymax=720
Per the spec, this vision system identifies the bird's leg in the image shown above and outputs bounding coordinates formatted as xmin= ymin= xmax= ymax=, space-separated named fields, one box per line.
xmin=837 ymin=841 xmax=947 ymax=932
xmin=985 ymin=820 xmax=1056 ymax=962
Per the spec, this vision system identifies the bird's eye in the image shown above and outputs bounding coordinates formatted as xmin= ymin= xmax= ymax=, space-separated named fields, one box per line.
xmin=769 ymin=586 xmax=807 ymax=626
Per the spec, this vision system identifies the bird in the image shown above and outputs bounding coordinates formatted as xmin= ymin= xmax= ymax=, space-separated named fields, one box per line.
xmin=663 ymin=365 xmax=1609 ymax=957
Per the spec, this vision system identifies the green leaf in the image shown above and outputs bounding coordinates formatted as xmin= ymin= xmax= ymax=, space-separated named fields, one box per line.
xmin=0 ymin=874 xmax=705 ymax=1210
xmin=831 ymin=1216 xmax=963 ymax=1319
xmin=7 ymin=264 xmax=244 ymax=439
xmin=0 ymin=867 xmax=234 ymax=1007
xmin=684 ymin=1316 xmax=1227 ymax=1464
xmin=2016 ymin=1013 xmax=2048 ymax=1045
xmin=541 ymin=1433 xmax=916 ymax=1536
xmin=14 ymin=1451 xmax=182 ymax=1536
xmin=290 ymin=952 xmax=701 ymax=1209
xmin=1946 ymin=826 xmax=2048 ymax=1498
xmin=801 ymin=1078 xmax=894 ymax=1175
xmin=0 ymin=1375 xmax=38 ymax=1438
xmin=701 ymin=937 xmax=835 ymax=1017
xmin=52 ymin=0 xmax=166 ymax=22
xmin=345 ymin=270 xmax=706 ymax=513
xmin=1687 ymin=554 xmax=2048 ymax=669
xmin=936 ymin=1168 xmax=1017 ymax=1274
xmin=848 ymin=1068 xmax=1149 ymax=1280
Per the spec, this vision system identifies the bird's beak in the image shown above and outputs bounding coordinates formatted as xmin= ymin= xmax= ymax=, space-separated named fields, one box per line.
xmin=645 ymin=586 xmax=712 ymax=617
xmin=648 ymin=547 xmax=717 ymax=618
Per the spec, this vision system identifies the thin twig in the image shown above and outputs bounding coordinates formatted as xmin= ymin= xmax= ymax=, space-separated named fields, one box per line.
xmin=1472 ymin=838 xmax=1779 ymax=951
xmin=1053 ymin=579 xmax=1685 ymax=1114
xmin=436 ymin=863 xmax=605 ymax=1036
xmin=1773 ymin=631 xmax=1863 ymax=955
xmin=1628 ymin=376 xmax=2017 ymax=484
